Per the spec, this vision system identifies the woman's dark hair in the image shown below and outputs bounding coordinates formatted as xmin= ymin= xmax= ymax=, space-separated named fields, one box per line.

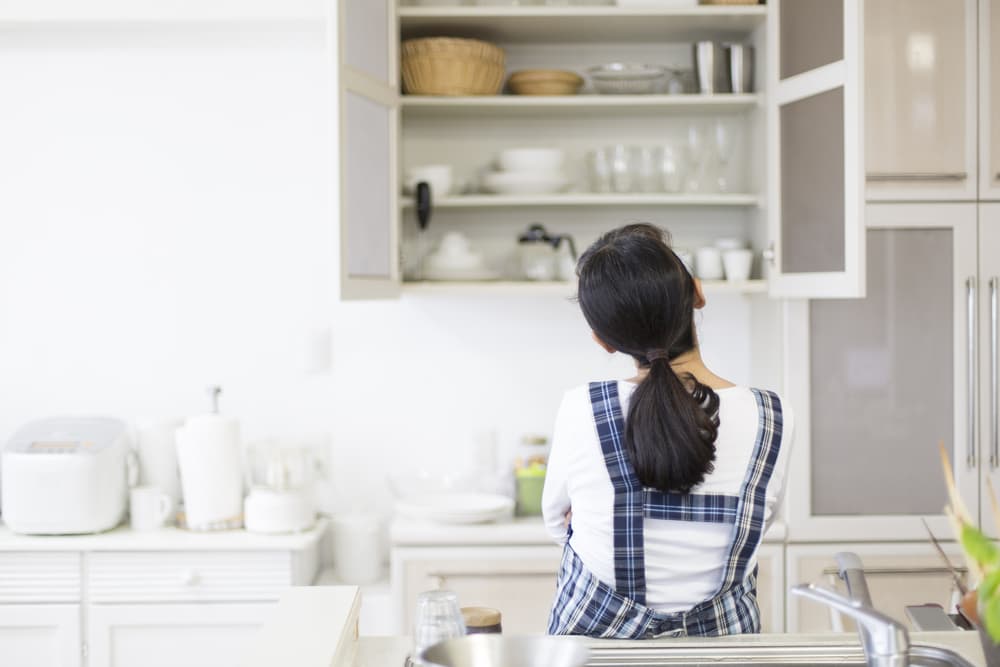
xmin=576 ymin=223 xmax=720 ymax=494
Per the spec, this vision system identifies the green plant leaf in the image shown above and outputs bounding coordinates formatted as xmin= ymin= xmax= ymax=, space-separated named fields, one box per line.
xmin=982 ymin=570 xmax=1000 ymax=600
xmin=985 ymin=595 xmax=1000 ymax=643
xmin=962 ymin=524 xmax=1000 ymax=567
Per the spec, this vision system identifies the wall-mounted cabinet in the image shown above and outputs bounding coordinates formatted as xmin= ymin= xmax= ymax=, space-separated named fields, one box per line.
xmin=336 ymin=1 xmax=869 ymax=301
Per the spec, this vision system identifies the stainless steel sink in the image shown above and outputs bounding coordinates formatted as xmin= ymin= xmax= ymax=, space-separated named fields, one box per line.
xmin=583 ymin=640 xmax=977 ymax=667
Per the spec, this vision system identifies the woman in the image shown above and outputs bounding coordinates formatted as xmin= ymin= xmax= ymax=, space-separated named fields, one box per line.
xmin=542 ymin=223 xmax=793 ymax=639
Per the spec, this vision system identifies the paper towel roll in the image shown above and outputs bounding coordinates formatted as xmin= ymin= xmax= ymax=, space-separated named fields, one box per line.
xmin=135 ymin=419 xmax=183 ymax=511
xmin=175 ymin=414 xmax=244 ymax=531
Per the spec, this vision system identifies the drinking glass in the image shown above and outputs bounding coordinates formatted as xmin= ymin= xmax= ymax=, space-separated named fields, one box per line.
xmin=659 ymin=144 xmax=684 ymax=193
xmin=685 ymin=125 xmax=706 ymax=193
xmin=610 ymin=144 xmax=635 ymax=194
xmin=587 ymin=147 xmax=612 ymax=193
xmin=714 ymin=121 xmax=735 ymax=192
xmin=634 ymin=146 xmax=659 ymax=193
xmin=413 ymin=590 xmax=466 ymax=662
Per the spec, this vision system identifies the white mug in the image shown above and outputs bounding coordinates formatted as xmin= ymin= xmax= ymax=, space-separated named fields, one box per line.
xmin=130 ymin=486 xmax=174 ymax=531
xmin=695 ymin=246 xmax=724 ymax=280
xmin=722 ymin=249 xmax=754 ymax=282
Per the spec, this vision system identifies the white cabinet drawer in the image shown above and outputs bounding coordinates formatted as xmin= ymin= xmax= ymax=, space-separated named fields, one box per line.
xmin=88 ymin=551 xmax=293 ymax=603
xmin=0 ymin=552 xmax=80 ymax=603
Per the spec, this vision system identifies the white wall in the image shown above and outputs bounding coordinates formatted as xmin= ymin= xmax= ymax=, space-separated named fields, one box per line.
xmin=0 ymin=18 xmax=770 ymax=517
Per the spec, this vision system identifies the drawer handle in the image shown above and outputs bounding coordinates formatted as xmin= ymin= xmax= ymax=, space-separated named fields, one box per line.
xmin=180 ymin=569 xmax=201 ymax=587
xmin=866 ymin=172 xmax=968 ymax=182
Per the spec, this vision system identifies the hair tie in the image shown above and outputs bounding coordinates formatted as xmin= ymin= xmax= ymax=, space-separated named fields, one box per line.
xmin=646 ymin=349 xmax=671 ymax=362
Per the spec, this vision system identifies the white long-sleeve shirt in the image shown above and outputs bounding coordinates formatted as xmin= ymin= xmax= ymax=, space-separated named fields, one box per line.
xmin=542 ymin=381 xmax=794 ymax=613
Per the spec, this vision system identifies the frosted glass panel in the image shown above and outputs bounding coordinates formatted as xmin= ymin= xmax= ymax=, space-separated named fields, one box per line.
xmin=781 ymin=88 xmax=845 ymax=274
xmin=780 ymin=0 xmax=843 ymax=79
xmin=810 ymin=229 xmax=953 ymax=516
xmin=992 ymin=0 xmax=1000 ymax=184
xmin=344 ymin=92 xmax=392 ymax=279
xmin=865 ymin=0 xmax=966 ymax=177
xmin=344 ymin=0 xmax=390 ymax=85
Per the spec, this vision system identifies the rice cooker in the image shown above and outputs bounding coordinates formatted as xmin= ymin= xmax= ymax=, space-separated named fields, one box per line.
xmin=1 ymin=417 xmax=134 ymax=535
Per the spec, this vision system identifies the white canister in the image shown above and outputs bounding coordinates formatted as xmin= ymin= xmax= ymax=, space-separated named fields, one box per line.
xmin=330 ymin=513 xmax=385 ymax=584
xmin=175 ymin=414 xmax=244 ymax=531
xmin=134 ymin=418 xmax=183 ymax=514
xmin=695 ymin=246 xmax=724 ymax=280
xmin=722 ymin=248 xmax=754 ymax=282
xmin=129 ymin=486 xmax=173 ymax=532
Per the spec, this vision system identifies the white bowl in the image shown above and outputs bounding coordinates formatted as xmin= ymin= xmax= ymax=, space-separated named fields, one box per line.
xmin=497 ymin=148 xmax=565 ymax=172
xmin=403 ymin=164 xmax=453 ymax=197
xmin=481 ymin=170 xmax=569 ymax=195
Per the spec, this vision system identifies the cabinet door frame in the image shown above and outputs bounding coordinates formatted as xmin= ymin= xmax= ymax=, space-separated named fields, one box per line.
xmin=767 ymin=0 xmax=866 ymax=299
xmin=0 ymin=604 xmax=80 ymax=667
xmin=980 ymin=204 xmax=1000 ymax=536
xmin=784 ymin=203 xmax=979 ymax=541
xmin=982 ymin=0 xmax=1000 ymax=200
xmin=866 ymin=0 xmax=978 ymax=202
xmin=785 ymin=542 xmax=967 ymax=633
xmin=756 ymin=544 xmax=786 ymax=634
xmin=87 ymin=602 xmax=270 ymax=667
xmin=336 ymin=0 xmax=401 ymax=300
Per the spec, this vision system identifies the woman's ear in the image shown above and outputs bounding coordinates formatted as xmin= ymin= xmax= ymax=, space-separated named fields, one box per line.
xmin=693 ymin=278 xmax=706 ymax=309
xmin=591 ymin=331 xmax=616 ymax=354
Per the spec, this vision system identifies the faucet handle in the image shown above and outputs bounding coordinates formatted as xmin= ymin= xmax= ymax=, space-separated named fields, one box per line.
xmin=792 ymin=584 xmax=909 ymax=667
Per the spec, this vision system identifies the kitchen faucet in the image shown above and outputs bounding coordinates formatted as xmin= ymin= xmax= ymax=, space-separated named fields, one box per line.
xmin=791 ymin=552 xmax=909 ymax=667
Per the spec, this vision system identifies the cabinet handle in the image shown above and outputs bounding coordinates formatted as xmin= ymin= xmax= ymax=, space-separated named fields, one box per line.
xmin=762 ymin=242 xmax=775 ymax=266
xmin=179 ymin=569 xmax=201 ymax=587
xmin=866 ymin=172 xmax=968 ymax=182
xmin=991 ymin=277 xmax=999 ymax=470
xmin=969 ymin=277 xmax=978 ymax=469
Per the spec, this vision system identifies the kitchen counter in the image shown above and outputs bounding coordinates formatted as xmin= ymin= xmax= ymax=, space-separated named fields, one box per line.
xmin=0 ymin=517 xmax=327 ymax=551
xmin=390 ymin=516 xmax=789 ymax=546
xmin=250 ymin=585 xmax=990 ymax=667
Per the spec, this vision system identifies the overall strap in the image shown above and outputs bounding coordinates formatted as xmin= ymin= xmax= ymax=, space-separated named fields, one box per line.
xmin=588 ymin=381 xmax=646 ymax=604
xmin=715 ymin=388 xmax=784 ymax=592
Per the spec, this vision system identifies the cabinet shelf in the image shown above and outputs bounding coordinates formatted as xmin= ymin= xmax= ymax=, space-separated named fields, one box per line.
xmin=0 ymin=0 xmax=324 ymax=22
xmin=399 ymin=5 xmax=767 ymax=43
xmin=401 ymin=94 xmax=761 ymax=117
xmin=401 ymin=193 xmax=760 ymax=208
xmin=402 ymin=279 xmax=767 ymax=296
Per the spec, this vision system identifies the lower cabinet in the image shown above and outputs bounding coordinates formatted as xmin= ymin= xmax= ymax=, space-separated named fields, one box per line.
xmin=786 ymin=543 xmax=968 ymax=633
xmin=87 ymin=603 xmax=270 ymax=667
xmin=392 ymin=543 xmax=787 ymax=634
xmin=394 ymin=545 xmax=562 ymax=635
xmin=0 ymin=604 xmax=81 ymax=667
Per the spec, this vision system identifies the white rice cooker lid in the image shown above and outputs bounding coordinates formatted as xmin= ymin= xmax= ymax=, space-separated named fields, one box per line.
xmin=6 ymin=417 xmax=127 ymax=455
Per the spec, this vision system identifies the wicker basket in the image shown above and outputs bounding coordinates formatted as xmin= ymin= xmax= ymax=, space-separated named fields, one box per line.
xmin=401 ymin=37 xmax=506 ymax=96
xmin=507 ymin=69 xmax=583 ymax=95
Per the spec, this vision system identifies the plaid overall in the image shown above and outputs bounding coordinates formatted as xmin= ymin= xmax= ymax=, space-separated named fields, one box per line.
xmin=547 ymin=381 xmax=784 ymax=639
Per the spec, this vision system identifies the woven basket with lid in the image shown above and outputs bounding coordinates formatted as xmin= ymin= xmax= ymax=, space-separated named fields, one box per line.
xmin=402 ymin=37 xmax=506 ymax=96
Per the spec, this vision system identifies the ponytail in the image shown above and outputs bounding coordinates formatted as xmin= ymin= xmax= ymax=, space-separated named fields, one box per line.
xmin=576 ymin=223 xmax=721 ymax=494
xmin=625 ymin=359 xmax=719 ymax=493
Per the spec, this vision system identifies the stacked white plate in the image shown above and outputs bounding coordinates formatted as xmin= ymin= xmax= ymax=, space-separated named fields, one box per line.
xmin=481 ymin=148 xmax=570 ymax=195
xmin=395 ymin=492 xmax=515 ymax=524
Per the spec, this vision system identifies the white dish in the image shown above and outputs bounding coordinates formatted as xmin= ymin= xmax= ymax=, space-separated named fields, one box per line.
xmin=481 ymin=171 xmax=569 ymax=195
xmin=497 ymin=148 xmax=565 ymax=172
xmin=589 ymin=63 xmax=666 ymax=95
xmin=395 ymin=492 xmax=515 ymax=524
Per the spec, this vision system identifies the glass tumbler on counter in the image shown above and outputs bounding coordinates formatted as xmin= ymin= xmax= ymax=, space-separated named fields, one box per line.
xmin=413 ymin=590 xmax=466 ymax=663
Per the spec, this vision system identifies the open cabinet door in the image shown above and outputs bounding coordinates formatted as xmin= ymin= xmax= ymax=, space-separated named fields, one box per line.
xmin=337 ymin=0 xmax=400 ymax=300
xmin=767 ymin=0 xmax=865 ymax=298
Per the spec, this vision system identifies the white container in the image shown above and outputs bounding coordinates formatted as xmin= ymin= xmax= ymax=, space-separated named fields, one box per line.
xmin=331 ymin=513 xmax=385 ymax=584
xmin=134 ymin=418 xmax=183 ymax=513
xmin=244 ymin=488 xmax=315 ymax=534
xmin=722 ymin=248 xmax=754 ymax=282
xmin=496 ymin=148 xmax=564 ymax=172
xmin=404 ymin=164 xmax=453 ymax=197
xmin=481 ymin=170 xmax=568 ymax=195
xmin=695 ymin=246 xmax=724 ymax=280
xmin=175 ymin=414 xmax=244 ymax=531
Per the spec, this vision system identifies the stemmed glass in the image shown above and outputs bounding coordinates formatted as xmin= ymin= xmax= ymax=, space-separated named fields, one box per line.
xmin=714 ymin=121 xmax=735 ymax=193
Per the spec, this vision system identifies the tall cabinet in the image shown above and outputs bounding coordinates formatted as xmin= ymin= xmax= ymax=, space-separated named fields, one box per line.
xmin=785 ymin=0 xmax=1000 ymax=631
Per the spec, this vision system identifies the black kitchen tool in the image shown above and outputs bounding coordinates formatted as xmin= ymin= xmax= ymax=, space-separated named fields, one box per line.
xmin=416 ymin=181 xmax=432 ymax=230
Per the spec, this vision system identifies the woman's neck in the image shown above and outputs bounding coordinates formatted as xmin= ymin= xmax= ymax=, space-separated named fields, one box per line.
xmin=629 ymin=348 xmax=736 ymax=390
